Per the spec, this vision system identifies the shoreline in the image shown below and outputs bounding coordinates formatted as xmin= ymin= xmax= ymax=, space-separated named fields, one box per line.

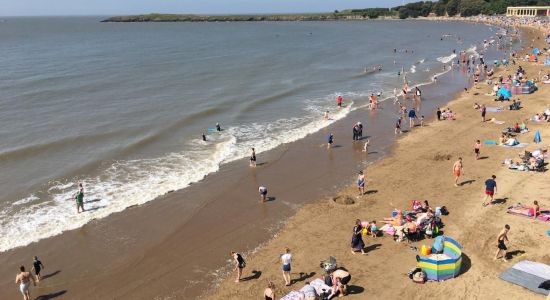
xmin=0 ymin=17 xmax=546 ymax=300
xmin=203 ymin=21 xmax=550 ymax=299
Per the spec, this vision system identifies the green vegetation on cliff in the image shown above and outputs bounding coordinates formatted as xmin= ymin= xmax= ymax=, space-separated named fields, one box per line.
xmin=102 ymin=0 xmax=550 ymax=22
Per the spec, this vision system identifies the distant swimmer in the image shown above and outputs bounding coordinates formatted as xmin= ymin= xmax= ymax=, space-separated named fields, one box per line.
xmin=377 ymin=65 xmax=382 ymax=71
xmin=202 ymin=133 xmax=207 ymax=142
xmin=249 ymin=148 xmax=256 ymax=167
xmin=336 ymin=95 xmax=343 ymax=108
xmin=75 ymin=183 xmax=84 ymax=214
xmin=327 ymin=133 xmax=334 ymax=149
xmin=215 ymin=123 xmax=221 ymax=132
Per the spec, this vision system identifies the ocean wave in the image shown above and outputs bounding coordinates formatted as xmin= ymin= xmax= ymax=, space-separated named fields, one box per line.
xmin=0 ymin=94 xmax=356 ymax=252
xmin=437 ymin=53 xmax=457 ymax=64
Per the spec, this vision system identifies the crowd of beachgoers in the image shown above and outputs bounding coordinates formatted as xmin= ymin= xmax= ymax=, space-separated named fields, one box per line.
xmin=10 ymin=14 xmax=550 ymax=300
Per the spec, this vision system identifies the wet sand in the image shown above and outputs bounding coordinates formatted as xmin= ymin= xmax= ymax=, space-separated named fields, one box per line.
xmin=205 ymin=27 xmax=550 ymax=300
xmin=0 ymin=23 xmax=532 ymax=300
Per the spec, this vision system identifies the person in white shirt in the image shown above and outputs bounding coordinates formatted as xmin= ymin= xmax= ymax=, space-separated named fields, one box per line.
xmin=281 ymin=247 xmax=292 ymax=286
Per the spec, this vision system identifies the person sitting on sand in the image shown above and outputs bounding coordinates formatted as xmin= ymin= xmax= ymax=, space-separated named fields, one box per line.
xmin=498 ymin=134 xmax=507 ymax=145
xmin=370 ymin=221 xmax=378 ymax=238
xmin=264 ymin=281 xmax=276 ymax=300
xmin=505 ymin=137 xmax=519 ymax=146
xmin=532 ymin=201 xmax=540 ymax=220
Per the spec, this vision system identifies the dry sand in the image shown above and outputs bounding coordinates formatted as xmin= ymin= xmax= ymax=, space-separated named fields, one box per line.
xmin=204 ymin=27 xmax=550 ymax=300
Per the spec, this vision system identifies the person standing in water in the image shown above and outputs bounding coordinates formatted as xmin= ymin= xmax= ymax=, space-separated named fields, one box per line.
xmin=327 ymin=133 xmax=334 ymax=149
xmin=31 ymin=256 xmax=44 ymax=282
xmin=202 ymin=133 xmax=207 ymax=142
xmin=75 ymin=183 xmax=84 ymax=213
xmin=357 ymin=171 xmax=365 ymax=195
xmin=408 ymin=108 xmax=417 ymax=128
xmin=452 ymin=158 xmax=463 ymax=187
xmin=249 ymin=148 xmax=257 ymax=167
xmin=215 ymin=123 xmax=221 ymax=131
xmin=336 ymin=95 xmax=343 ymax=108
xmin=259 ymin=185 xmax=268 ymax=202
xmin=15 ymin=266 xmax=36 ymax=300
xmin=395 ymin=118 xmax=402 ymax=134
xmin=231 ymin=252 xmax=246 ymax=283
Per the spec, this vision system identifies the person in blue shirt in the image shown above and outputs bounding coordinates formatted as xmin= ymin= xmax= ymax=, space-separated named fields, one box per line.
xmin=483 ymin=175 xmax=497 ymax=206
xmin=327 ymin=133 xmax=334 ymax=149
xmin=408 ymin=108 xmax=418 ymax=128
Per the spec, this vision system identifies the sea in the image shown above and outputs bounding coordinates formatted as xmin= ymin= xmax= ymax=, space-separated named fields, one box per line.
xmin=0 ymin=17 xmax=514 ymax=252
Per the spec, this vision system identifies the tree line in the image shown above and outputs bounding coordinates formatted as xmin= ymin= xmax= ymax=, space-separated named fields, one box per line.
xmin=338 ymin=0 xmax=550 ymax=19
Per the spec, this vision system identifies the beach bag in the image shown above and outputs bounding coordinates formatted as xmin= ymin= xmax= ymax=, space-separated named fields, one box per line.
xmin=440 ymin=206 xmax=449 ymax=215
xmin=407 ymin=267 xmax=422 ymax=279
xmin=412 ymin=271 xmax=426 ymax=284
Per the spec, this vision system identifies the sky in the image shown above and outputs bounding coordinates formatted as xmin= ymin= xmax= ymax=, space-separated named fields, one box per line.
xmin=0 ymin=0 xmax=413 ymax=16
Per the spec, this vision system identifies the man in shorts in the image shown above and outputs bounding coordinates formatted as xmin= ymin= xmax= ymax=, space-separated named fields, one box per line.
xmin=494 ymin=224 xmax=510 ymax=261
xmin=483 ymin=175 xmax=497 ymax=206
xmin=75 ymin=183 xmax=84 ymax=213
xmin=452 ymin=158 xmax=463 ymax=187
xmin=15 ymin=266 xmax=36 ymax=300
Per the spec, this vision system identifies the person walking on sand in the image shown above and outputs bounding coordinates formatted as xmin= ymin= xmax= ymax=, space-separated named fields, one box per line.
xmin=436 ymin=107 xmax=442 ymax=121
xmin=327 ymin=133 xmax=334 ymax=149
xmin=259 ymin=185 xmax=268 ymax=202
xmin=15 ymin=266 xmax=35 ymax=300
xmin=231 ymin=251 xmax=246 ymax=283
xmin=482 ymin=175 xmax=497 ymax=207
xmin=494 ymin=225 xmax=510 ymax=261
xmin=31 ymin=256 xmax=44 ymax=282
xmin=474 ymin=140 xmax=481 ymax=160
xmin=249 ymin=148 xmax=257 ymax=167
xmin=75 ymin=183 xmax=84 ymax=213
xmin=281 ymin=247 xmax=292 ymax=286
xmin=351 ymin=219 xmax=367 ymax=255
xmin=452 ymin=158 xmax=463 ymax=187
xmin=357 ymin=171 xmax=365 ymax=195
xmin=481 ymin=104 xmax=487 ymax=122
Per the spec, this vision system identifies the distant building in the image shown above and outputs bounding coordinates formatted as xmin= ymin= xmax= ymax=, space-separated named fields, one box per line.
xmin=506 ymin=6 xmax=550 ymax=17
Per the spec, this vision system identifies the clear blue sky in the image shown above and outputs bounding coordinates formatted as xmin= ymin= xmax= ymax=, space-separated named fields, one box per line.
xmin=1 ymin=0 xmax=414 ymax=16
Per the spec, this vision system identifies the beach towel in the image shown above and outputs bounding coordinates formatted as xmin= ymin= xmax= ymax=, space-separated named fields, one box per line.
xmin=502 ymin=143 xmax=528 ymax=148
xmin=499 ymin=261 xmax=550 ymax=296
xmin=491 ymin=119 xmax=505 ymax=125
xmin=486 ymin=107 xmax=504 ymax=112
xmin=484 ymin=141 xmax=496 ymax=145
xmin=280 ymin=291 xmax=303 ymax=300
xmin=310 ymin=278 xmax=332 ymax=295
xmin=534 ymin=130 xmax=542 ymax=144
xmin=507 ymin=204 xmax=550 ymax=221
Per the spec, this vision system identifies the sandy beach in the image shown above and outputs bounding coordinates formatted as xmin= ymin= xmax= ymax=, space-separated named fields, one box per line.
xmin=1 ymin=18 xmax=548 ymax=300
xmin=204 ymin=25 xmax=550 ymax=299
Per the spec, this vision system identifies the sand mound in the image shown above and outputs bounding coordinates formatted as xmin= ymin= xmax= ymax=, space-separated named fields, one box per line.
xmin=332 ymin=195 xmax=355 ymax=205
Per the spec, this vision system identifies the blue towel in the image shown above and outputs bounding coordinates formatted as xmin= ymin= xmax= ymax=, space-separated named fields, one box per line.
xmin=484 ymin=141 xmax=496 ymax=145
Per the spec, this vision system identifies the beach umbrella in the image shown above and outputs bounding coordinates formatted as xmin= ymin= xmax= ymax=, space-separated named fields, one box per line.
xmin=417 ymin=236 xmax=463 ymax=281
xmin=497 ymin=88 xmax=512 ymax=99
xmin=534 ymin=130 xmax=542 ymax=144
